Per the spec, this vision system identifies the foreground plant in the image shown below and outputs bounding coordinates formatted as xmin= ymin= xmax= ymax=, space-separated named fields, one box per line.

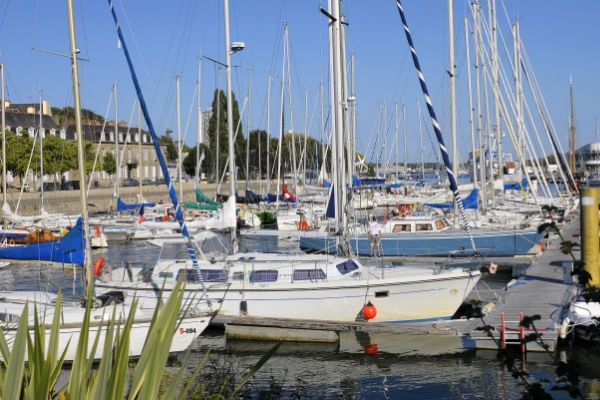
xmin=0 ymin=278 xmax=202 ymax=399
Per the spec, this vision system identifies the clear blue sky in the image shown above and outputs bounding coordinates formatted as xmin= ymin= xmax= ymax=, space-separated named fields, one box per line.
xmin=0 ymin=0 xmax=598 ymax=165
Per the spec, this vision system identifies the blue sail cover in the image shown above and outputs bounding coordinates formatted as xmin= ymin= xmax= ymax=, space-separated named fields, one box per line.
xmin=247 ymin=190 xmax=296 ymax=203
xmin=0 ymin=218 xmax=85 ymax=265
xmin=352 ymin=175 xmax=386 ymax=187
xmin=323 ymin=179 xmax=332 ymax=188
xmin=425 ymin=188 xmax=478 ymax=210
xmin=504 ymin=178 xmax=528 ymax=191
xmin=116 ymin=197 xmax=156 ymax=211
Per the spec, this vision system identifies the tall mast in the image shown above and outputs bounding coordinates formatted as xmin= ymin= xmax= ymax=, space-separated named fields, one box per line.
xmin=418 ymin=99 xmax=424 ymax=179
xmin=1 ymin=64 xmax=6 ymax=212
xmin=403 ymin=104 xmax=407 ymax=176
xmin=215 ymin=68 xmax=221 ymax=193
xmin=176 ymin=75 xmax=183 ymax=202
xmin=473 ymin=1 xmax=486 ymax=209
xmin=245 ymin=71 xmax=252 ymax=193
xmin=266 ymin=73 xmax=271 ymax=191
xmin=195 ymin=59 xmax=202 ymax=190
xmin=569 ymin=76 xmax=576 ymax=173
xmin=284 ymin=26 xmax=298 ymax=196
xmin=275 ymin=27 xmax=286 ymax=212
xmin=66 ymin=0 xmax=92 ymax=286
xmin=448 ymin=0 xmax=458 ymax=222
xmin=350 ymin=54 xmax=357 ymax=181
xmin=394 ymin=103 xmax=398 ymax=179
xmin=138 ymin=100 xmax=143 ymax=199
xmin=465 ymin=16 xmax=478 ymax=217
xmin=320 ymin=82 xmax=324 ymax=181
xmin=223 ymin=0 xmax=237 ymax=251
xmin=114 ymin=81 xmax=119 ymax=200
xmin=490 ymin=0 xmax=504 ymax=191
xmin=39 ymin=90 xmax=45 ymax=213
xmin=303 ymin=88 xmax=308 ymax=187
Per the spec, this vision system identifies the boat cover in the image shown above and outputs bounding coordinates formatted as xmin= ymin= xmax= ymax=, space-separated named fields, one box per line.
xmin=117 ymin=197 xmax=156 ymax=212
xmin=425 ymin=188 xmax=478 ymax=210
xmin=0 ymin=218 xmax=85 ymax=265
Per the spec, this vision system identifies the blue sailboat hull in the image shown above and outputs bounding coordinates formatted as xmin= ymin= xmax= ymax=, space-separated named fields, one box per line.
xmin=299 ymin=229 xmax=544 ymax=257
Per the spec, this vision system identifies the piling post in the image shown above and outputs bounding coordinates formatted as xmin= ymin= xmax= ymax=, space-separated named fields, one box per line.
xmin=580 ymin=187 xmax=600 ymax=286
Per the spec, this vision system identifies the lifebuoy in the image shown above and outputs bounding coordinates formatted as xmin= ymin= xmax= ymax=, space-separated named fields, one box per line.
xmin=162 ymin=215 xmax=169 ymax=222
xmin=94 ymin=257 xmax=106 ymax=277
xmin=298 ymin=220 xmax=309 ymax=231
xmin=92 ymin=226 xmax=101 ymax=237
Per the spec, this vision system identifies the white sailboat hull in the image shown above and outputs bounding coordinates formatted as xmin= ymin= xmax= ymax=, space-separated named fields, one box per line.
xmin=97 ymin=261 xmax=480 ymax=323
xmin=0 ymin=292 xmax=211 ymax=361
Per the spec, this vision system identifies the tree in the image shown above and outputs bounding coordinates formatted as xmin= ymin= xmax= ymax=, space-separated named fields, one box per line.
xmin=182 ymin=144 xmax=210 ymax=177
xmin=159 ymin=130 xmax=178 ymax=161
xmin=103 ymin=152 xmax=116 ymax=176
xmin=5 ymin=130 xmax=34 ymax=181
xmin=206 ymin=89 xmax=244 ymax=182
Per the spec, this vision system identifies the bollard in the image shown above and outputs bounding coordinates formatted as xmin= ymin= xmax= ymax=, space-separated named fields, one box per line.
xmin=580 ymin=188 xmax=600 ymax=286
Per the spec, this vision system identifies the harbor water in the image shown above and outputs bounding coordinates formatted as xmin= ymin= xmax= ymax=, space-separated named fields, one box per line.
xmin=1 ymin=237 xmax=599 ymax=398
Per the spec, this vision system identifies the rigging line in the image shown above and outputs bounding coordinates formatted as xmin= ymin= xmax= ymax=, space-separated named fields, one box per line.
xmin=87 ymin=91 xmax=113 ymax=198
xmin=394 ymin=0 xmax=477 ymax=253
xmin=0 ymin=0 xmax=19 ymax=57
xmin=116 ymin=0 xmax=158 ymax=104
xmin=108 ymin=0 xmax=210 ymax=302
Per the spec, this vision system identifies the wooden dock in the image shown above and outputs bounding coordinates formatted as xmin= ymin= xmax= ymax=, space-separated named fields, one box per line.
xmin=216 ymin=218 xmax=579 ymax=352
xmin=464 ymin=218 xmax=579 ymax=351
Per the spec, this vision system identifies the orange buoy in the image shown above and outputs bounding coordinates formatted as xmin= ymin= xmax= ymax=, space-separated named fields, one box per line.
xmin=364 ymin=343 xmax=379 ymax=354
xmin=363 ymin=301 xmax=377 ymax=320
xmin=162 ymin=215 xmax=169 ymax=222
xmin=92 ymin=225 xmax=101 ymax=237
xmin=93 ymin=257 xmax=106 ymax=277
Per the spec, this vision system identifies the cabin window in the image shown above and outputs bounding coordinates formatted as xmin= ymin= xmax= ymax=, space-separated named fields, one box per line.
xmin=393 ymin=224 xmax=411 ymax=233
xmin=176 ymin=269 xmax=227 ymax=282
xmin=293 ymin=269 xmax=326 ymax=281
xmin=416 ymin=223 xmax=433 ymax=231
xmin=233 ymin=271 xmax=244 ymax=280
xmin=250 ymin=270 xmax=278 ymax=282
xmin=158 ymin=271 xmax=174 ymax=278
xmin=435 ymin=219 xmax=448 ymax=230
xmin=336 ymin=260 xmax=359 ymax=274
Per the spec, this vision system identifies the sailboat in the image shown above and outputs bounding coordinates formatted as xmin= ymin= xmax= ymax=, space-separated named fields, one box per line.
xmin=96 ymin=0 xmax=481 ymax=324
xmin=0 ymin=0 xmax=212 ymax=362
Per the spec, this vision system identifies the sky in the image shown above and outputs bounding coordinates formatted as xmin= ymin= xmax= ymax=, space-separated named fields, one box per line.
xmin=0 ymin=0 xmax=598 ymax=166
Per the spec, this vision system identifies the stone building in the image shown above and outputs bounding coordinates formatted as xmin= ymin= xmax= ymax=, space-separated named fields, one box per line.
xmin=1 ymin=101 xmax=167 ymax=187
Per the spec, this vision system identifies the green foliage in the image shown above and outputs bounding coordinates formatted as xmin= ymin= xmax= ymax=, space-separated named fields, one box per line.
xmin=102 ymin=152 xmax=116 ymax=176
xmin=51 ymin=107 xmax=104 ymax=125
xmin=4 ymin=130 xmax=34 ymax=180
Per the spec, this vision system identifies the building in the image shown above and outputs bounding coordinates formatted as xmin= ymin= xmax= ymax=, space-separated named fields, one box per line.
xmin=576 ymin=143 xmax=600 ymax=177
xmin=1 ymin=101 xmax=168 ymax=187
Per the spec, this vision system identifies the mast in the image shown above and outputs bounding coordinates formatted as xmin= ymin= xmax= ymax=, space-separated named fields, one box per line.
xmin=67 ymin=0 xmax=92 ymax=286
xmin=1 ymin=64 xmax=6 ymax=212
xmin=418 ymin=99 xmax=424 ymax=179
xmin=195 ymin=59 xmax=202 ymax=190
xmin=215 ymin=68 xmax=221 ymax=193
xmin=284 ymin=26 xmax=298 ymax=196
xmin=465 ymin=16 xmax=478 ymax=218
xmin=266 ymin=73 xmax=271 ymax=192
xmin=113 ymin=82 xmax=119 ymax=200
xmin=39 ymin=90 xmax=45 ymax=213
xmin=403 ymin=104 xmax=407 ymax=177
xmin=224 ymin=0 xmax=237 ymax=252
xmin=303 ymin=88 xmax=308 ymax=187
xmin=448 ymin=0 xmax=458 ymax=222
xmin=490 ymin=0 xmax=504 ymax=192
xmin=320 ymin=82 xmax=324 ymax=182
xmin=138 ymin=100 xmax=143 ymax=199
xmin=275 ymin=26 xmax=287 ymax=212
xmin=472 ymin=1 xmax=487 ymax=208
xmin=569 ymin=76 xmax=576 ymax=174
xmin=394 ymin=103 xmax=399 ymax=180
xmin=176 ymin=75 xmax=183 ymax=202
xmin=245 ymin=70 xmax=252 ymax=193
xmin=350 ymin=54 xmax=357 ymax=181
